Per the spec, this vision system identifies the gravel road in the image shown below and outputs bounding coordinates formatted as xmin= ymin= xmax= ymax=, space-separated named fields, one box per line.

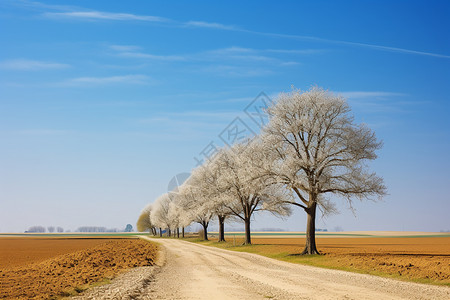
xmin=75 ymin=237 xmax=450 ymax=300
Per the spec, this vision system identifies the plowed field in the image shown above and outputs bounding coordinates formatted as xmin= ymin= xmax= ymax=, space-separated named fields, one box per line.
xmin=0 ymin=237 xmax=157 ymax=299
xmin=0 ymin=237 xmax=120 ymax=269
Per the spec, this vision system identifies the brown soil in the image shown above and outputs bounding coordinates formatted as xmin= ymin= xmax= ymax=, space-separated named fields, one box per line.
xmin=0 ymin=238 xmax=158 ymax=299
xmin=0 ymin=237 xmax=120 ymax=269
xmin=247 ymin=237 xmax=450 ymax=284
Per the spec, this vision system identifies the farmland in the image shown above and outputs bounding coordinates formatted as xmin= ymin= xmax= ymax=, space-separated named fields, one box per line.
xmin=1 ymin=232 xmax=449 ymax=299
xmin=0 ymin=236 xmax=157 ymax=299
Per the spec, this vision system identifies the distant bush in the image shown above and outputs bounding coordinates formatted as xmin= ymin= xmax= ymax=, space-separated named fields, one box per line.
xmin=124 ymin=224 xmax=133 ymax=232
xmin=334 ymin=226 xmax=344 ymax=232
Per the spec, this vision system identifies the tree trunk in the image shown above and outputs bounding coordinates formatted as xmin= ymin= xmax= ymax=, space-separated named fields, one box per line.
xmin=182 ymin=227 xmax=185 ymax=238
xmin=302 ymin=202 xmax=319 ymax=255
xmin=218 ymin=215 xmax=226 ymax=242
xmin=168 ymin=228 xmax=171 ymax=237
xmin=177 ymin=227 xmax=180 ymax=238
xmin=202 ymin=221 xmax=208 ymax=241
xmin=159 ymin=228 xmax=162 ymax=237
xmin=244 ymin=218 xmax=251 ymax=245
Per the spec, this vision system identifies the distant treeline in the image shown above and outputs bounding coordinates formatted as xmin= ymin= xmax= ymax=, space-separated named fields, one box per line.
xmin=76 ymin=225 xmax=133 ymax=232
xmin=76 ymin=226 xmax=118 ymax=232
xmin=25 ymin=226 xmax=64 ymax=233
xmin=258 ymin=228 xmax=287 ymax=232
xmin=25 ymin=225 xmax=133 ymax=233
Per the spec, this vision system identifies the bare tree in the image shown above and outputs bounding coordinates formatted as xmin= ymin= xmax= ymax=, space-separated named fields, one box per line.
xmin=150 ymin=193 xmax=175 ymax=237
xmin=47 ymin=226 xmax=55 ymax=233
xmin=215 ymin=141 xmax=292 ymax=245
xmin=191 ymin=154 xmax=235 ymax=242
xmin=168 ymin=201 xmax=182 ymax=238
xmin=56 ymin=226 xmax=64 ymax=233
xmin=263 ymin=87 xmax=386 ymax=254
xmin=168 ymin=195 xmax=192 ymax=238
xmin=177 ymin=175 xmax=214 ymax=241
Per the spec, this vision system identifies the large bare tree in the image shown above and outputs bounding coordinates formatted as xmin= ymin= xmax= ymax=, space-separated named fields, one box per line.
xmin=263 ymin=87 xmax=386 ymax=254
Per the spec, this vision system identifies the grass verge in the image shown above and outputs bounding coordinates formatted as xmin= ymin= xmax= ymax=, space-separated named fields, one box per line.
xmin=57 ymin=277 xmax=113 ymax=299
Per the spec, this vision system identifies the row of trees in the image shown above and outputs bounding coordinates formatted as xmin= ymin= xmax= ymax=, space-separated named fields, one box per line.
xmin=25 ymin=226 xmax=133 ymax=233
xmin=26 ymin=226 xmax=64 ymax=233
xmin=138 ymin=87 xmax=386 ymax=254
xmin=76 ymin=225 xmax=133 ymax=232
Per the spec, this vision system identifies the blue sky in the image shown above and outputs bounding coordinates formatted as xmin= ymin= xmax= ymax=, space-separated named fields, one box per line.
xmin=0 ymin=0 xmax=449 ymax=233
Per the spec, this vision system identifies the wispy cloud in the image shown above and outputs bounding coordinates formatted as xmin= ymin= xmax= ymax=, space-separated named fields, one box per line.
xmin=0 ymin=59 xmax=70 ymax=70
xmin=111 ymin=44 xmax=304 ymax=75
xmin=209 ymin=46 xmax=324 ymax=57
xmin=243 ymin=30 xmax=450 ymax=59
xmin=16 ymin=1 xmax=448 ymax=59
xmin=339 ymin=91 xmax=421 ymax=114
xmin=224 ymin=54 xmax=273 ymax=62
xmin=109 ymin=45 xmax=141 ymax=52
xmin=64 ymin=74 xmax=154 ymax=86
xmin=207 ymin=48 xmax=272 ymax=62
xmin=43 ymin=11 xmax=168 ymax=22
xmin=202 ymin=47 xmax=305 ymax=66
xmin=202 ymin=65 xmax=274 ymax=77
xmin=208 ymin=47 xmax=254 ymax=55
xmin=118 ymin=52 xmax=185 ymax=61
xmin=109 ymin=44 xmax=300 ymax=65
xmin=185 ymin=21 xmax=236 ymax=30
xmin=266 ymin=49 xmax=327 ymax=55
xmin=279 ymin=61 xmax=300 ymax=66
xmin=110 ymin=45 xmax=186 ymax=61
xmin=344 ymin=41 xmax=450 ymax=59
xmin=340 ymin=91 xmax=407 ymax=99
xmin=8 ymin=0 xmax=77 ymax=12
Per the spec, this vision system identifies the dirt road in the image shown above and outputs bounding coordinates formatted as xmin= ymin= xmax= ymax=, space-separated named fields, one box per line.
xmin=140 ymin=238 xmax=449 ymax=300
xmin=79 ymin=237 xmax=450 ymax=299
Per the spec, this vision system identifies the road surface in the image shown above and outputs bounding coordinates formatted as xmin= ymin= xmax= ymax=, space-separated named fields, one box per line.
xmin=77 ymin=237 xmax=450 ymax=299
